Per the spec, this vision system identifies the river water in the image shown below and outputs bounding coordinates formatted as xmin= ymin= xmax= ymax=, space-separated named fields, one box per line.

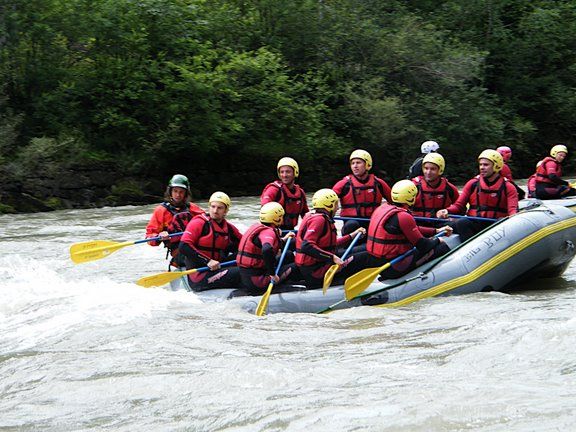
xmin=1 ymin=197 xmax=576 ymax=431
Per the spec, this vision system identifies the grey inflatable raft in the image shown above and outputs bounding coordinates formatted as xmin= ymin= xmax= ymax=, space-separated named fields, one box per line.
xmin=171 ymin=203 xmax=576 ymax=314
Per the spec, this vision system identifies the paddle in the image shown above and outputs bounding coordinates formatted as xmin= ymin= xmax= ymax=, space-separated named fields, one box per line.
xmin=70 ymin=232 xmax=184 ymax=264
xmin=255 ymin=237 xmax=292 ymax=317
xmin=344 ymin=232 xmax=446 ymax=300
xmin=135 ymin=259 xmax=237 ymax=288
xmin=322 ymin=231 xmax=362 ymax=293
xmin=335 ymin=215 xmax=496 ymax=223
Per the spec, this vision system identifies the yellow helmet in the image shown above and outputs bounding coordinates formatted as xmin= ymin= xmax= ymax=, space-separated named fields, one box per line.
xmin=349 ymin=149 xmax=372 ymax=170
xmin=209 ymin=191 xmax=231 ymax=209
xmin=422 ymin=153 xmax=445 ymax=175
xmin=391 ymin=180 xmax=418 ymax=206
xmin=478 ymin=149 xmax=503 ymax=173
xmin=312 ymin=188 xmax=339 ymax=212
xmin=259 ymin=202 xmax=284 ymax=226
xmin=550 ymin=145 xmax=568 ymax=158
xmin=277 ymin=157 xmax=299 ymax=178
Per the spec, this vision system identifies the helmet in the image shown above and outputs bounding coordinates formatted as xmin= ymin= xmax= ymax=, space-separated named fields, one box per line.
xmin=209 ymin=191 xmax=231 ymax=209
xmin=420 ymin=141 xmax=440 ymax=154
xmin=259 ymin=202 xmax=285 ymax=226
xmin=312 ymin=188 xmax=339 ymax=212
xmin=391 ymin=180 xmax=418 ymax=206
xmin=168 ymin=174 xmax=190 ymax=192
xmin=478 ymin=149 xmax=503 ymax=173
xmin=496 ymin=146 xmax=512 ymax=162
xmin=550 ymin=145 xmax=568 ymax=158
xmin=422 ymin=153 xmax=445 ymax=175
xmin=349 ymin=149 xmax=372 ymax=171
xmin=277 ymin=157 xmax=299 ymax=178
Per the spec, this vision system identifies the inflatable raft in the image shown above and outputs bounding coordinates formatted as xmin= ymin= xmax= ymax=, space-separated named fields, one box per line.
xmin=171 ymin=203 xmax=576 ymax=314
xmin=519 ymin=197 xmax=576 ymax=212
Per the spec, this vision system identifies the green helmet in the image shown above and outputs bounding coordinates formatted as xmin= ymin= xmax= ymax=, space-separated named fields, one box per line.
xmin=168 ymin=174 xmax=190 ymax=192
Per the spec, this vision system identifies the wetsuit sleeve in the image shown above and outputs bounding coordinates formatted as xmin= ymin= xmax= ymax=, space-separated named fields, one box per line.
xmin=299 ymin=218 xmax=335 ymax=262
xmin=332 ymin=178 xmax=347 ymax=197
xmin=545 ymin=160 xmax=568 ymax=185
xmin=397 ymin=212 xmax=440 ymax=254
xmin=377 ymin=178 xmax=392 ymax=203
xmin=505 ymin=182 xmax=519 ymax=215
xmin=179 ymin=242 xmax=209 ymax=266
xmin=260 ymin=183 xmax=282 ymax=205
xmin=447 ymin=181 xmax=460 ymax=204
xmin=226 ymin=223 xmax=243 ymax=255
xmin=336 ymin=233 xmax=353 ymax=248
xmin=179 ymin=218 xmax=211 ymax=264
xmin=417 ymin=225 xmax=437 ymax=237
xmin=145 ymin=205 xmax=168 ymax=246
xmin=259 ymin=228 xmax=279 ymax=275
xmin=445 ymin=179 xmax=475 ymax=215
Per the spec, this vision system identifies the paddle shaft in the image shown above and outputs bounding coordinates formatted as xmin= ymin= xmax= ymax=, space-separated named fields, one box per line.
xmin=322 ymin=231 xmax=363 ymax=292
xmin=183 ymin=259 xmax=236 ymax=276
xmin=255 ymin=237 xmax=292 ymax=316
xmin=137 ymin=232 xmax=183 ymax=244
xmin=135 ymin=259 xmax=236 ymax=288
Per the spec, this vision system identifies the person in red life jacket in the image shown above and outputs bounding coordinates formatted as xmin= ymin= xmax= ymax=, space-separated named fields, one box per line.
xmin=535 ymin=145 xmax=576 ymax=200
xmin=365 ymin=180 xmax=453 ymax=280
xmin=410 ymin=153 xmax=459 ymax=220
xmin=145 ymin=174 xmax=205 ymax=266
xmin=407 ymin=140 xmax=440 ymax=179
xmin=497 ymin=145 xmax=526 ymax=199
xmin=437 ymin=149 xmax=518 ymax=241
xmin=295 ymin=188 xmax=367 ymax=289
xmin=237 ymin=202 xmax=298 ymax=294
xmin=260 ymin=157 xmax=309 ymax=230
xmin=332 ymin=149 xmax=392 ymax=236
xmin=178 ymin=192 xmax=242 ymax=291
xmin=527 ymin=160 xmax=544 ymax=198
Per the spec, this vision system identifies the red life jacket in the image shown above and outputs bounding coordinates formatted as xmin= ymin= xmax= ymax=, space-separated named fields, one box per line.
xmin=159 ymin=202 xmax=203 ymax=255
xmin=191 ymin=214 xmax=235 ymax=261
xmin=467 ymin=176 xmax=509 ymax=219
xmin=266 ymin=181 xmax=307 ymax=229
xmin=295 ymin=212 xmax=337 ymax=266
xmin=339 ymin=174 xmax=385 ymax=217
xmin=412 ymin=177 xmax=456 ymax=218
xmin=366 ymin=204 xmax=412 ymax=259
xmin=237 ymin=224 xmax=280 ymax=269
xmin=536 ymin=156 xmax=562 ymax=186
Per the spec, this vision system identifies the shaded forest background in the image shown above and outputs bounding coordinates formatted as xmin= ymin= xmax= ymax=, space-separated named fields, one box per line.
xmin=1 ymin=0 xmax=575 ymax=213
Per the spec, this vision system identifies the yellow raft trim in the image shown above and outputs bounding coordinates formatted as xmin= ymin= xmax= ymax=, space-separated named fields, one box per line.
xmin=374 ymin=216 xmax=576 ymax=308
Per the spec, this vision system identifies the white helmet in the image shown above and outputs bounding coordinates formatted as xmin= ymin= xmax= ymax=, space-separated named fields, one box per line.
xmin=421 ymin=141 xmax=440 ymax=154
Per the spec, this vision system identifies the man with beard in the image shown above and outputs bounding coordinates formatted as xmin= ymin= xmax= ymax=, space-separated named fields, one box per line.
xmin=179 ymin=192 xmax=242 ymax=291
xmin=332 ymin=149 xmax=391 ymax=236
xmin=260 ymin=157 xmax=309 ymax=230
xmin=411 ymin=153 xmax=459 ymax=220
xmin=145 ymin=174 xmax=204 ymax=266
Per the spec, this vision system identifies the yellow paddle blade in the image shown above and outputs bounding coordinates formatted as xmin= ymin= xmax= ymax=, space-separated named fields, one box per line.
xmin=344 ymin=262 xmax=392 ymax=300
xmin=322 ymin=264 xmax=339 ymax=294
xmin=70 ymin=240 xmax=133 ymax=264
xmin=136 ymin=268 xmax=198 ymax=288
xmin=255 ymin=282 xmax=274 ymax=316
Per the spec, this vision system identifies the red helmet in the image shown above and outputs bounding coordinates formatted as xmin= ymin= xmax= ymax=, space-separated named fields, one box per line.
xmin=496 ymin=146 xmax=512 ymax=162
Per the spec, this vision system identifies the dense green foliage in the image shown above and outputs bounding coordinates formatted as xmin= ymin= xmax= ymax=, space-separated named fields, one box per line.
xmin=1 ymin=0 xmax=575 ymax=211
